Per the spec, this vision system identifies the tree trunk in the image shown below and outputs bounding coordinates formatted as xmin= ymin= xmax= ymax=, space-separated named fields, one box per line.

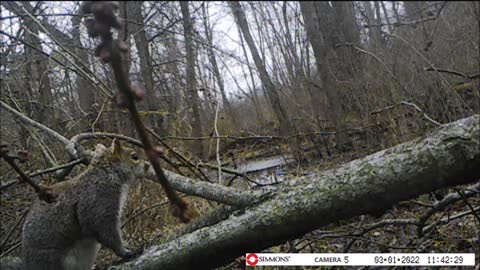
xmin=300 ymin=2 xmax=346 ymax=147
xmin=72 ymin=10 xmax=95 ymax=131
xmin=363 ymin=1 xmax=383 ymax=50
xmin=130 ymin=1 xmax=168 ymax=135
xmin=181 ymin=1 xmax=205 ymax=158
xmin=332 ymin=1 xmax=362 ymax=75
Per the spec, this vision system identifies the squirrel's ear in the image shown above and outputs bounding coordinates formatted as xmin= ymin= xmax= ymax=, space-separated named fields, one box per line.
xmin=111 ymin=139 xmax=123 ymax=157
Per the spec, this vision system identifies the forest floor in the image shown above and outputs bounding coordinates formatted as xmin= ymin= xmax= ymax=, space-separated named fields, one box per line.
xmin=1 ymin=126 xmax=478 ymax=269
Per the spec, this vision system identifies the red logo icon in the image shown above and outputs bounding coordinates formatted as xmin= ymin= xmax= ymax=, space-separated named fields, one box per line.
xmin=246 ymin=253 xmax=259 ymax=266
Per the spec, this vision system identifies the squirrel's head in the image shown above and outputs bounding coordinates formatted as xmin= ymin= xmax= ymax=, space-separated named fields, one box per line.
xmin=91 ymin=139 xmax=147 ymax=177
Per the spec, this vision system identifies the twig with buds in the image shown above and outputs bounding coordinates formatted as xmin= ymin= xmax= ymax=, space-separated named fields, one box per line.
xmin=80 ymin=1 xmax=192 ymax=222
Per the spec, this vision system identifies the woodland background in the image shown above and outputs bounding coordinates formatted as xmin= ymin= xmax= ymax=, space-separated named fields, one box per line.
xmin=1 ymin=1 xmax=479 ymax=269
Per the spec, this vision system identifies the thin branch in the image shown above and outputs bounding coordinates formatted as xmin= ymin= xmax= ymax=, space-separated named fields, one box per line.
xmin=364 ymin=16 xmax=437 ymax=28
xmin=399 ymin=101 xmax=442 ymax=126
xmin=370 ymin=100 xmax=443 ymax=126
xmin=453 ymin=187 xmax=480 ymax=223
xmin=213 ymin=96 xmax=222 ymax=184
xmin=161 ymin=131 xmax=336 ymax=141
xmin=424 ymin=67 xmax=480 ymax=80
xmin=0 ymin=149 xmax=56 ymax=203
xmin=417 ymin=183 xmax=480 ymax=237
xmin=0 ymin=241 xmax=21 ymax=257
xmin=147 ymin=127 xmax=212 ymax=183
xmin=30 ymin=159 xmax=84 ymax=178
xmin=81 ymin=1 xmax=192 ymax=222
xmin=422 ymin=206 xmax=480 ymax=233
xmin=196 ymin=162 xmax=256 ymax=184
xmin=71 ymin=132 xmax=143 ymax=147
xmin=0 ymin=101 xmax=70 ymax=146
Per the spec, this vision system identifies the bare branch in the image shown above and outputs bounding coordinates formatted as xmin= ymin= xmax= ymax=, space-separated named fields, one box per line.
xmin=424 ymin=67 xmax=480 ymax=80
xmin=370 ymin=100 xmax=442 ymax=126
xmin=1 ymin=101 xmax=70 ymax=147
xmin=417 ymin=183 xmax=480 ymax=236
xmin=0 ymin=145 xmax=56 ymax=203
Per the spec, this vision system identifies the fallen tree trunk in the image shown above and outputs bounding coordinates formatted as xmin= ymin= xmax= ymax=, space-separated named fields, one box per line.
xmin=116 ymin=115 xmax=480 ymax=270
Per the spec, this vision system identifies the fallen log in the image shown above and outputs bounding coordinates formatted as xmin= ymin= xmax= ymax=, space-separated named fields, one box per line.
xmin=115 ymin=115 xmax=479 ymax=269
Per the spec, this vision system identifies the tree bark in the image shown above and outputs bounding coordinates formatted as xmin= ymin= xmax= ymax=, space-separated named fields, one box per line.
xmin=300 ymin=2 xmax=345 ymax=144
xmin=332 ymin=1 xmax=362 ymax=75
xmin=180 ymin=1 xmax=205 ymax=158
xmin=71 ymin=9 xmax=95 ymax=130
xmin=116 ymin=114 xmax=480 ymax=270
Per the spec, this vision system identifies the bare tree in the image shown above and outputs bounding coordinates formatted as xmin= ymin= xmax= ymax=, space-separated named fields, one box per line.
xmin=129 ymin=2 xmax=168 ymax=135
xmin=229 ymin=1 xmax=294 ymax=136
xmin=180 ymin=1 xmax=205 ymax=158
xmin=201 ymin=3 xmax=238 ymax=128
xmin=3 ymin=2 xmax=53 ymax=123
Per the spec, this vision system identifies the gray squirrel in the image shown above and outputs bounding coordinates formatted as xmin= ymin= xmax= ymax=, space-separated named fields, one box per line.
xmin=5 ymin=140 xmax=147 ymax=270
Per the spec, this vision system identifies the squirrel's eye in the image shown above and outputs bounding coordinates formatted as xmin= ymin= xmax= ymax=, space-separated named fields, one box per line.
xmin=130 ymin=152 xmax=139 ymax=160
